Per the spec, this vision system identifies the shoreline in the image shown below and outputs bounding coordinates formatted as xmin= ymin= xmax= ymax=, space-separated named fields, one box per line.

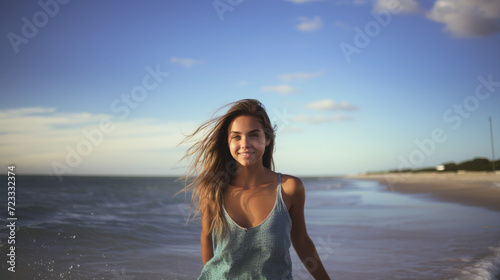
xmin=347 ymin=172 xmax=500 ymax=212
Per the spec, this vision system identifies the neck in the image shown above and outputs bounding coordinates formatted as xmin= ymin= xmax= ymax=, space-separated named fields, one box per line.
xmin=231 ymin=163 xmax=271 ymax=188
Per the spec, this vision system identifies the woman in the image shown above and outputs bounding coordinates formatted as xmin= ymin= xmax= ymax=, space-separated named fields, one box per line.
xmin=180 ymin=99 xmax=330 ymax=279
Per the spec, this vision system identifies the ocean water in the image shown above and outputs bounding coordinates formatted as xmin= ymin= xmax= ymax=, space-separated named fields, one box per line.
xmin=0 ymin=175 xmax=499 ymax=280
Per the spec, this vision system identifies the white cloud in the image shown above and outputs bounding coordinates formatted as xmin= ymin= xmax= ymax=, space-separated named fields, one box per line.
xmin=170 ymin=56 xmax=204 ymax=68
xmin=0 ymin=107 xmax=197 ymax=176
xmin=260 ymin=84 xmax=300 ymax=95
xmin=285 ymin=0 xmax=323 ymax=3
xmin=374 ymin=0 xmax=420 ymax=14
xmin=295 ymin=16 xmax=323 ymax=32
xmin=0 ymin=107 xmax=57 ymax=116
xmin=305 ymin=99 xmax=359 ymax=110
xmin=427 ymin=0 xmax=500 ymax=37
xmin=279 ymin=70 xmax=325 ymax=82
xmin=293 ymin=114 xmax=354 ymax=124
xmin=278 ymin=126 xmax=302 ymax=133
xmin=1 ymin=111 xmax=112 ymax=134
xmin=370 ymin=0 xmax=500 ymax=37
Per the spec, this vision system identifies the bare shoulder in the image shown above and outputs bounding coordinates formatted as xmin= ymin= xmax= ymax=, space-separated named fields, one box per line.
xmin=281 ymin=174 xmax=305 ymax=197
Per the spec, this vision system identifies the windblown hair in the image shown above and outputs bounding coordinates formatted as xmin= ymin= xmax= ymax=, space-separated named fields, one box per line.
xmin=178 ymin=99 xmax=276 ymax=238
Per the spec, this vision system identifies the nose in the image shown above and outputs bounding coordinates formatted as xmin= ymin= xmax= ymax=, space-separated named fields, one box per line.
xmin=241 ymin=136 xmax=250 ymax=149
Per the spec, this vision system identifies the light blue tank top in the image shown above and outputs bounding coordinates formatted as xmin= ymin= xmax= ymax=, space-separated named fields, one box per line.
xmin=198 ymin=173 xmax=293 ymax=280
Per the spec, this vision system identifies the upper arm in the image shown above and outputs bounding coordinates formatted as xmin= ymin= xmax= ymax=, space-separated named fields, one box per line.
xmin=282 ymin=175 xmax=310 ymax=246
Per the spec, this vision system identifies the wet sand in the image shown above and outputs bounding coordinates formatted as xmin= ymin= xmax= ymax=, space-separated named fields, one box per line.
xmin=348 ymin=172 xmax=500 ymax=212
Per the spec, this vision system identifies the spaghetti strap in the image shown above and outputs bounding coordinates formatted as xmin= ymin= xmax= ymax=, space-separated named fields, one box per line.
xmin=276 ymin=173 xmax=288 ymax=212
xmin=277 ymin=173 xmax=282 ymax=200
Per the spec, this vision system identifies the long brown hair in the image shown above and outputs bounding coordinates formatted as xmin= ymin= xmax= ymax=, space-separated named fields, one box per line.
xmin=178 ymin=99 xmax=276 ymax=238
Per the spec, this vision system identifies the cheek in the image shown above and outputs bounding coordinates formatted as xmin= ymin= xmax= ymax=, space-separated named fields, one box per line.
xmin=228 ymin=140 xmax=238 ymax=152
xmin=257 ymin=140 xmax=268 ymax=152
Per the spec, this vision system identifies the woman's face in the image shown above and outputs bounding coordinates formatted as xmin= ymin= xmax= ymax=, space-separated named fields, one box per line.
xmin=228 ymin=115 xmax=270 ymax=168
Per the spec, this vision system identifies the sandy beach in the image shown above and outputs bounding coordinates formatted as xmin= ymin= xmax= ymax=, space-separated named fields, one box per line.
xmin=349 ymin=172 xmax=500 ymax=212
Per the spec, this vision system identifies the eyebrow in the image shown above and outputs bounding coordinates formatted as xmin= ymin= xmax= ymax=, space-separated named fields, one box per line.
xmin=230 ymin=129 xmax=261 ymax=134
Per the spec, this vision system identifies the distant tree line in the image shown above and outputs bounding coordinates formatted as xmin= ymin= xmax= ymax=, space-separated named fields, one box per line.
xmin=376 ymin=157 xmax=500 ymax=174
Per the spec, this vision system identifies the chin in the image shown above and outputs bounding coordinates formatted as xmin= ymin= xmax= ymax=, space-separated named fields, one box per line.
xmin=236 ymin=160 xmax=256 ymax=167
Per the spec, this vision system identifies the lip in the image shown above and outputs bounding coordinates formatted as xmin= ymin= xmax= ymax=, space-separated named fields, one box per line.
xmin=238 ymin=152 xmax=255 ymax=158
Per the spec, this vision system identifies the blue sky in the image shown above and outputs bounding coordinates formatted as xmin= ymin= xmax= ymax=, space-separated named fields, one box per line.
xmin=1 ymin=0 xmax=500 ymax=177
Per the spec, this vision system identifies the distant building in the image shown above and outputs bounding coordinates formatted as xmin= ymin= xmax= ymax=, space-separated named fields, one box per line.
xmin=436 ymin=165 xmax=445 ymax=171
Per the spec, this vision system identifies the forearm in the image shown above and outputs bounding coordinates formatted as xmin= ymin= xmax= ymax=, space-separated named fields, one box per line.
xmin=201 ymin=235 xmax=213 ymax=265
xmin=294 ymin=237 xmax=330 ymax=280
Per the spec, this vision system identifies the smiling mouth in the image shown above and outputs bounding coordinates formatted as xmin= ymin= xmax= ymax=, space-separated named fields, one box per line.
xmin=238 ymin=152 xmax=255 ymax=157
